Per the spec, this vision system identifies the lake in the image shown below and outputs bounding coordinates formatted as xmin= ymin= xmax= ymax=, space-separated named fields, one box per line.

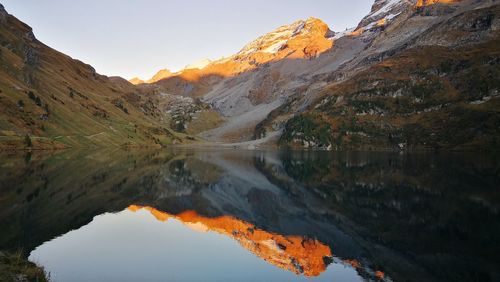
xmin=0 ymin=148 xmax=499 ymax=281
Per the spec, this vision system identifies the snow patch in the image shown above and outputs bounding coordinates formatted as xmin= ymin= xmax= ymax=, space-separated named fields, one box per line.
xmin=238 ymin=19 xmax=306 ymax=55
xmin=369 ymin=0 xmax=403 ymax=19
xmin=262 ymin=40 xmax=287 ymax=53
xmin=360 ymin=11 xmax=402 ymax=33
xmin=331 ymin=27 xmax=356 ymax=40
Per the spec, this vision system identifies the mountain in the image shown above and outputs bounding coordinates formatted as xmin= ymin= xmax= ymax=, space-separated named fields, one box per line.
xmin=0 ymin=4 xmax=193 ymax=149
xmin=143 ymin=0 xmax=500 ymax=149
xmin=271 ymin=0 xmax=500 ymax=150
xmin=0 ymin=0 xmax=499 ymax=150
xmin=184 ymin=58 xmax=212 ymax=70
xmin=129 ymin=77 xmax=145 ymax=84
xmin=146 ymin=17 xmax=337 ymax=141
xmin=145 ymin=68 xmax=173 ymax=83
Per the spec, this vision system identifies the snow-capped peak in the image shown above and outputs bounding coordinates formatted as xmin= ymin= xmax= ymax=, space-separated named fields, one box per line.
xmin=238 ymin=20 xmax=305 ymax=55
xmin=237 ymin=17 xmax=333 ymax=55
xmin=341 ymin=0 xmax=413 ymax=37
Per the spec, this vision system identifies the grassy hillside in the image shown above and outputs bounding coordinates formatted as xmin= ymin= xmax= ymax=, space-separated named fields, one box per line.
xmin=0 ymin=5 xmax=187 ymax=150
xmin=0 ymin=251 xmax=48 ymax=282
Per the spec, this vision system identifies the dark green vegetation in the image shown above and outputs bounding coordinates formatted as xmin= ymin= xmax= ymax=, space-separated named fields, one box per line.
xmin=279 ymin=114 xmax=332 ymax=148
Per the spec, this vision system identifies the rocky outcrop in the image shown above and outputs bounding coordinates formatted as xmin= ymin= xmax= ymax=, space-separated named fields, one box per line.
xmin=0 ymin=4 xmax=7 ymax=24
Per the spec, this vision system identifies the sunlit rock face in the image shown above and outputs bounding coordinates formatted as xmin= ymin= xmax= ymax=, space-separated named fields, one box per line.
xmin=128 ymin=77 xmax=145 ymax=84
xmin=235 ymin=17 xmax=334 ymax=62
xmin=147 ymin=69 xmax=173 ymax=83
xmin=142 ymin=16 xmax=334 ymax=100
xmin=151 ymin=17 xmax=334 ymax=83
xmin=129 ymin=205 xmax=333 ymax=277
xmin=415 ymin=0 xmax=462 ymax=7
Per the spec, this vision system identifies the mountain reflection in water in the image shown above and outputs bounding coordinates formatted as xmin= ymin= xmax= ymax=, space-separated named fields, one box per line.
xmin=127 ymin=205 xmax=332 ymax=277
xmin=0 ymin=148 xmax=499 ymax=282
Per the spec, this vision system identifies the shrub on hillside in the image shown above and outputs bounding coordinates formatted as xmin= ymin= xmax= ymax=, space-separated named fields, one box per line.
xmin=280 ymin=114 xmax=332 ymax=147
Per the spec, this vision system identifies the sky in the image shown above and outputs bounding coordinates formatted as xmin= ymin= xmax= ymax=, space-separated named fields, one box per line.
xmin=2 ymin=0 xmax=374 ymax=80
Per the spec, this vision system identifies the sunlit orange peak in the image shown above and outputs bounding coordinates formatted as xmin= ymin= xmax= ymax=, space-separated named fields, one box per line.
xmin=128 ymin=205 xmax=332 ymax=277
xmin=349 ymin=28 xmax=364 ymax=37
xmin=128 ymin=77 xmax=144 ymax=85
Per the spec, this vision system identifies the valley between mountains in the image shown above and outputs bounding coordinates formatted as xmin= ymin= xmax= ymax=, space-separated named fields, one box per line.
xmin=1 ymin=0 xmax=499 ymax=150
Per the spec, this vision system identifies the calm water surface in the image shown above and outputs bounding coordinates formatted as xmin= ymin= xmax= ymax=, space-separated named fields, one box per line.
xmin=0 ymin=148 xmax=499 ymax=282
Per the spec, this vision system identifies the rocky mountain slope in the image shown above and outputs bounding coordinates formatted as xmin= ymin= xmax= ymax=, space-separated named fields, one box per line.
xmin=145 ymin=17 xmax=337 ymax=141
xmin=1 ymin=0 xmax=498 ymax=150
xmin=272 ymin=0 xmax=500 ymax=150
xmin=143 ymin=0 xmax=499 ymax=150
xmin=0 ymin=4 xmax=195 ymax=149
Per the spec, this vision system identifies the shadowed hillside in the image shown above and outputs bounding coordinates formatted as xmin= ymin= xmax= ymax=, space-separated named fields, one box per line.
xmin=0 ymin=4 xmax=192 ymax=149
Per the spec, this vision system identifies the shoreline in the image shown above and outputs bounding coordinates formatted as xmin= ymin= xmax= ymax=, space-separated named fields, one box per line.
xmin=0 ymin=251 xmax=49 ymax=282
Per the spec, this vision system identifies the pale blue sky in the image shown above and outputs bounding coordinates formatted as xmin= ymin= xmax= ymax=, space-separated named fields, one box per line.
xmin=2 ymin=0 xmax=373 ymax=80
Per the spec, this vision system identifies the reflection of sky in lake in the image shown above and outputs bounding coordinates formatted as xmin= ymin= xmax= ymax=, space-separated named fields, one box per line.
xmin=29 ymin=209 xmax=363 ymax=282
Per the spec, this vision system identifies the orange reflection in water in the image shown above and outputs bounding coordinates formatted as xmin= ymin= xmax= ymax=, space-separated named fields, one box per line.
xmin=375 ymin=270 xmax=385 ymax=280
xmin=128 ymin=205 xmax=332 ymax=277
